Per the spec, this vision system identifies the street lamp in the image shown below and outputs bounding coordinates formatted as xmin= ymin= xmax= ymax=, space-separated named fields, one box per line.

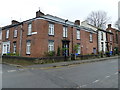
xmin=64 ymin=19 xmax=68 ymax=61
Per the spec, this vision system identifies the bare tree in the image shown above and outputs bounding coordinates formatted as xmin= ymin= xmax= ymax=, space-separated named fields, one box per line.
xmin=86 ymin=11 xmax=110 ymax=29
xmin=115 ymin=18 xmax=120 ymax=30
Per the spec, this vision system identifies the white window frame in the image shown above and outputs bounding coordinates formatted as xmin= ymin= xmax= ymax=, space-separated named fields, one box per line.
xmin=110 ymin=44 xmax=112 ymax=51
xmin=77 ymin=44 xmax=81 ymax=54
xmin=77 ymin=30 xmax=80 ymax=39
xmin=48 ymin=41 xmax=54 ymax=51
xmin=2 ymin=41 xmax=10 ymax=54
xmin=28 ymin=23 xmax=32 ymax=35
xmin=13 ymin=42 xmax=16 ymax=53
xmin=26 ymin=41 xmax=31 ymax=54
xmin=14 ymin=30 xmax=17 ymax=38
xmin=110 ymin=35 xmax=112 ymax=41
xmin=89 ymin=33 xmax=93 ymax=42
xmin=63 ymin=26 xmax=68 ymax=37
xmin=3 ymin=45 xmax=7 ymax=54
xmin=48 ymin=23 xmax=54 ymax=35
xmin=6 ymin=30 xmax=9 ymax=39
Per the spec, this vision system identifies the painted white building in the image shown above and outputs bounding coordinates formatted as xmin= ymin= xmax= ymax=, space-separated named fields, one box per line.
xmin=81 ymin=21 xmax=107 ymax=53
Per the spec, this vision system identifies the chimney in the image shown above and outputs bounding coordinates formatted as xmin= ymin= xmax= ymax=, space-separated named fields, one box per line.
xmin=108 ymin=24 xmax=111 ymax=28
xmin=36 ymin=10 xmax=44 ymax=18
xmin=11 ymin=20 xmax=19 ymax=24
xmin=75 ymin=20 xmax=80 ymax=25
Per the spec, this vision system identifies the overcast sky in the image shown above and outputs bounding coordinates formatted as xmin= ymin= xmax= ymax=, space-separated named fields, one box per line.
xmin=0 ymin=0 xmax=119 ymax=27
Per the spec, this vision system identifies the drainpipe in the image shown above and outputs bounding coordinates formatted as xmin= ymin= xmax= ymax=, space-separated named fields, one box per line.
xmin=106 ymin=32 xmax=109 ymax=52
xmin=72 ymin=27 xmax=74 ymax=54
xmin=64 ymin=19 xmax=68 ymax=61
xmin=19 ymin=23 xmax=23 ymax=56
xmin=97 ymin=30 xmax=99 ymax=54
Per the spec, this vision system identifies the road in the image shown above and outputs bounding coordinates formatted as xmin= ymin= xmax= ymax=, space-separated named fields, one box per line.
xmin=2 ymin=58 xmax=119 ymax=88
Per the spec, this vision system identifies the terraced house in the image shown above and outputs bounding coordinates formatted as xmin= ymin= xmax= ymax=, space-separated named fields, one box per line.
xmin=106 ymin=24 xmax=120 ymax=54
xmin=1 ymin=10 xmax=98 ymax=57
xmin=81 ymin=21 xmax=113 ymax=54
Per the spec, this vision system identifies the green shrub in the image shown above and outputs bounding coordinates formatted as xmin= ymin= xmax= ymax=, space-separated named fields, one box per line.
xmin=44 ymin=51 xmax=56 ymax=56
xmin=57 ymin=46 xmax=61 ymax=56
xmin=99 ymin=51 xmax=104 ymax=57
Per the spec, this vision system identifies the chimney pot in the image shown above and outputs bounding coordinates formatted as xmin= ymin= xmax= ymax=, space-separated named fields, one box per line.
xmin=75 ymin=20 xmax=80 ymax=25
xmin=108 ymin=24 xmax=111 ymax=28
xmin=36 ymin=10 xmax=44 ymax=18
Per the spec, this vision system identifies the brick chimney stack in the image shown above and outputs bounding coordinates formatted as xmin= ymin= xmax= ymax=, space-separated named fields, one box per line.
xmin=11 ymin=20 xmax=19 ymax=24
xmin=36 ymin=10 xmax=45 ymax=18
xmin=108 ymin=24 xmax=112 ymax=28
xmin=75 ymin=20 xmax=80 ymax=25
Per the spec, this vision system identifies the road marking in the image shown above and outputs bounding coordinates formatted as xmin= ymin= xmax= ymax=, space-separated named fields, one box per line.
xmin=0 ymin=71 xmax=2 ymax=74
xmin=115 ymin=72 xmax=118 ymax=75
xmin=80 ymin=84 xmax=87 ymax=88
xmin=18 ymin=69 xmax=24 ymax=71
xmin=109 ymin=61 xmax=117 ymax=63
xmin=7 ymin=70 xmax=16 ymax=72
xmin=105 ymin=76 xmax=110 ymax=78
xmin=92 ymin=80 xmax=99 ymax=83
xmin=59 ymin=76 xmax=64 ymax=79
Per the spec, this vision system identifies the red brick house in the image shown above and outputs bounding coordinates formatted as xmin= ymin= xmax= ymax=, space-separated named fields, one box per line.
xmin=2 ymin=10 xmax=98 ymax=57
xmin=106 ymin=24 xmax=120 ymax=54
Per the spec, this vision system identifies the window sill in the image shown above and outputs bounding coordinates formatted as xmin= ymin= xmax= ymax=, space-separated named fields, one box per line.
xmin=63 ymin=37 xmax=68 ymax=38
xmin=27 ymin=34 xmax=32 ymax=36
xmin=48 ymin=34 xmax=54 ymax=37
xmin=26 ymin=53 xmax=30 ymax=55
xmin=13 ymin=37 xmax=17 ymax=38
xmin=90 ymin=41 xmax=93 ymax=43
xmin=26 ymin=53 xmax=31 ymax=55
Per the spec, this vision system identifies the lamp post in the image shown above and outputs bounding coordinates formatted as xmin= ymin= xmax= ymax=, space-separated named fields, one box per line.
xmin=64 ymin=19 xmax=68 ymax=61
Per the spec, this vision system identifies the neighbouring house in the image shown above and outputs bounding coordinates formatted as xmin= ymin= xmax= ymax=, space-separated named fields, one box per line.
xmin=81 ymin=21 xmax=113 ymax=54
xmin=0 ymin=27 xmax=2 ymax=56
xmin=119 ymin=31 xmax=120 ymax=52
xmin=106 ymin=24 xmax=120 ymax=54
xmin=2 ymin=10 xmax=98 ymax=57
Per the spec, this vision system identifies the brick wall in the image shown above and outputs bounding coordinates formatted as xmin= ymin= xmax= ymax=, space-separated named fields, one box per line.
xmin=106 ymin=24 xmax=119 ymax=52
xmin=2 ymin=13 xmax=98 ymax=58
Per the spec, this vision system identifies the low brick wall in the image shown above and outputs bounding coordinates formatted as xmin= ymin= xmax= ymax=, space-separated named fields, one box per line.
xmin=2 ymin=54 xmax=99 ymax=61
xmin=2 ymin=55 xmax=71 ymax=64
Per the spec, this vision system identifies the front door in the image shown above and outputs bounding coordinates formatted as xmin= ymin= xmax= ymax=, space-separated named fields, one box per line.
xmin=62 ymin=42 xmax=69 ymax=56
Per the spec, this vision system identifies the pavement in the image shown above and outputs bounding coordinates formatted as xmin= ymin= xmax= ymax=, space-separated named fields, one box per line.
xmin=3 ymin=55 xmax=119 ymax=69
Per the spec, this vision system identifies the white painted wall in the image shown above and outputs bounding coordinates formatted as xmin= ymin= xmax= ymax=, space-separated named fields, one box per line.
xmin=98 ymin=31 xmax=106 ymax=53
xmin=81 ymin=21 xmax=98 ymax=31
